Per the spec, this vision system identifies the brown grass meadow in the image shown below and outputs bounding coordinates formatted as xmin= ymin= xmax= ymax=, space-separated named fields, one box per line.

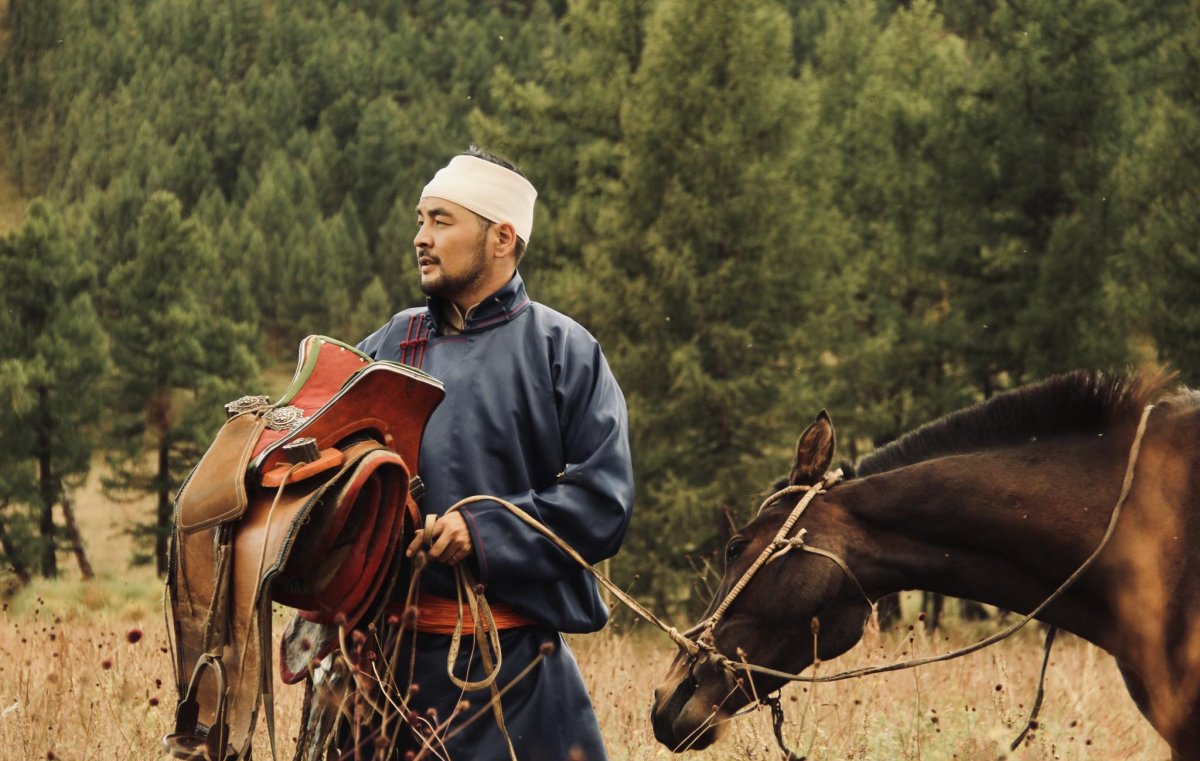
xmin=0 ymin=466 xmax=1171 ymax=761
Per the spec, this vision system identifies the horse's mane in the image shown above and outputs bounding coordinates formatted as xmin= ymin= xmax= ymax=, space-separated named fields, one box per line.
xmin=852 ymin=368 xmax=1180 ymax=479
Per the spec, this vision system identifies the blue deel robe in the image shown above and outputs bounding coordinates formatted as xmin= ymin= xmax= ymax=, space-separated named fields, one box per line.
xmin=357 ymin=272 xmax=634 ymax=761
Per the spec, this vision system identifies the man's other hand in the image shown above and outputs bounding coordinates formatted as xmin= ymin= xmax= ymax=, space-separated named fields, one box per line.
xmin=406 ymin=512 xmax=475 ymax=566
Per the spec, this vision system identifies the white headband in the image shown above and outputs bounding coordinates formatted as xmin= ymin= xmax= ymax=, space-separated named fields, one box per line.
xmin=421 ymin=155 xmax=537 ymax=243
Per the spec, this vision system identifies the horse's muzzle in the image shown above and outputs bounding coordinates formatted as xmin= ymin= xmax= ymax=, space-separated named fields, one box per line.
xmin=651 ymin=656 xmax=729 ymax=752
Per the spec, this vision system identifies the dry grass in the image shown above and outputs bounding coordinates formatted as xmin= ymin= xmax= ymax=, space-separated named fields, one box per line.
xmin=0 ymin=464 xmax=1172 ymax=760
xmin=0 ymin=590 xmax=1171 ymax=760
xmin=588 ymin=617 xmax=1169 ymax=760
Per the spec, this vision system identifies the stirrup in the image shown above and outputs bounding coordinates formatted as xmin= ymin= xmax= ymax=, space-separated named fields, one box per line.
xmin=163 ymin=653 xmax=236 ymax=761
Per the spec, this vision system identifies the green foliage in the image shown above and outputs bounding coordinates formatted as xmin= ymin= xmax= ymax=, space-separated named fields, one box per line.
xmin=0 ymin=200 xmax=108 ymax=577
xmin=1109 ymin=0 xmax=1200 ymax=384
xmin=572 ymin=0 xmax=813 ymax=608
xmin=467 ymin=0 xmax=651 ymax=288
xmin=349 ymin=275 xmax=393 ymax=344
xmin=104 ymin=191 xmax=258 ymax=572
xmin=0 ymin=0 xmax=1195 ymax=605
xmin=791 ymin=0 xmax=980 ymax=447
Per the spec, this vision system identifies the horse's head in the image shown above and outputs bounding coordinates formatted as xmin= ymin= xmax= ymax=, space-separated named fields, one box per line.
xmin=651 ymin=411 xmax=873 ymax=752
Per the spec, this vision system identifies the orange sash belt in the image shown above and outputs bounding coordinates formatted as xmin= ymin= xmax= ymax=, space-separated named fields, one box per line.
xmin=390 ymin=594 xmax=538 ymax=635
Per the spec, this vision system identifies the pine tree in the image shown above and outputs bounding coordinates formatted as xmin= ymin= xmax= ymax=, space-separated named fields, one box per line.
xmin=239 ymin=150 xmax=323 ymax=334
xmin=0 ymin=200 xmax=108 ymax=578
xmin=348 ymin=275 xmax=392 ymax=343
xmin=348 ymin=95 xmax=411 ymax=251
xmin=467 ymin=0 xmax=650 ymax=291
xmin=954 ymin=0 xmax=1139 ymax=379
xmin=1110 ymin=0 xmax=1200 ymax=383
xmin=579 ymin=0 xmax=810 ymax=609
xmin=105 ymin=191 xmax=258 ymax=573
xmin=788 ymin=0 xmax=989 ymax=449
xmin=1 ymin=0 xmax=65 ymax=119
xmin=375 ymin=197 xmax=426 ymax=309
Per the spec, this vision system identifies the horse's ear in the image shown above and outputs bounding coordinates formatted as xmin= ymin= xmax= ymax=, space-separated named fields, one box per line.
xmin=788 ymin=410 xmax=836 ymax=486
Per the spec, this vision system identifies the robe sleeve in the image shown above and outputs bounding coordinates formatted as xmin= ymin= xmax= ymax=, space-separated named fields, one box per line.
xmin=458 ymin=332 xmax=634 ymax=583
xmin=356 ymin=319 xmax=392 ymax=359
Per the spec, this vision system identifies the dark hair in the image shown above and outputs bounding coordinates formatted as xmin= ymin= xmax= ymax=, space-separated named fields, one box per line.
xmin=461 ymin=144 xmax=527 ymax=178
xmin=461 ymin=144 xmax=529 ymax=262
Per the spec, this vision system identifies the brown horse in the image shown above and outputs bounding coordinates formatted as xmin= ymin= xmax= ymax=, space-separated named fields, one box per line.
xmin=651 ymin=370 xmax=1200 ymax=759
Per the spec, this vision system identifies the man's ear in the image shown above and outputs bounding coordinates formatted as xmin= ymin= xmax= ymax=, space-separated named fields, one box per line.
xmin=492 ymin=221 xmax=519 ymax=261
xmin=788 ymin=410 xmax=836 ymax=486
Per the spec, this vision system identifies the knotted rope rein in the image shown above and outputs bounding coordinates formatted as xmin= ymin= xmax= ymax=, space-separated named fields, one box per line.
xmin=437 ymin=496 xmax=704 ymax=656
xmin=693 ymin=468 xmax=848 ymax=648
xmin=408 ymin=497 xmax=716 ymax=760
xmin=421 ymin=403 xmax=1154 ymax=755
xmin=714 ymin=402 xmax=1156 ymax=686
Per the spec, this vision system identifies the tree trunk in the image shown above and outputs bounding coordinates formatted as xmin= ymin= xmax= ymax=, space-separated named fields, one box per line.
xmin=59 ymin=481 xmax=94 ymax=580
xmin=960 ymin=598 xmax=990 ymax=621
xmin=876 ymin=593 xmax=902 ymax=629
xmin=37 ymin=385 xmax=58 ymax=579
xmin=922 ymin=592 xmax=945 ymax=630
xmin=156 ymin=437 xmax=171 ymax=576
xmin=0 ymin=502 xmax=33 ymax=586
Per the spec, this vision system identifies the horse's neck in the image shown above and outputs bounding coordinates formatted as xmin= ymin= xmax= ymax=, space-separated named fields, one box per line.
xmin=840 ymin=440 xmax=1127 ymax=642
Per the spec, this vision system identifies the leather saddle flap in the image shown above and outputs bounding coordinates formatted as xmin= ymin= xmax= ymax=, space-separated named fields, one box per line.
xmin=175 ymin=413 xmax=267 ymax=533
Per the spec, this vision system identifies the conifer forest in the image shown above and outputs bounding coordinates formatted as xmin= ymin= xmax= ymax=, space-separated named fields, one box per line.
xmin=1 ymin=0 xmax=1198 ymax=615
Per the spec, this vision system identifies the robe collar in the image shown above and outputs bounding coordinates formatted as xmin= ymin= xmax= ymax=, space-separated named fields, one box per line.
xmin=427 ymin=272 xmax=531 ymax=335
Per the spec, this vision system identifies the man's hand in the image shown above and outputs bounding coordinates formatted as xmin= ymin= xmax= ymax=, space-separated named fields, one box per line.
xmin=406 ymin=512 xmax=474 ymax=566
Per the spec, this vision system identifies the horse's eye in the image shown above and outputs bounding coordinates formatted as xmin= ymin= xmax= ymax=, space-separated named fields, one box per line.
xmin=726 ymin=537 xmax=748 ymax=563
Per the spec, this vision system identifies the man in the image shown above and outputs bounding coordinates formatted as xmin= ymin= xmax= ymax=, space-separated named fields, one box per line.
xmin=356 ymin=147 xmax=634 ymax=760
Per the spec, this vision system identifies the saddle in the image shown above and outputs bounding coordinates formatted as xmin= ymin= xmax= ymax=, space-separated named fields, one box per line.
xmin=163 ymin=336 xmax=444 ymax=761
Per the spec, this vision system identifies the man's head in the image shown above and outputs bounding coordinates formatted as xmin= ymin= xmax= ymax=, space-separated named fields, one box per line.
xmin=414 ymin=147 xmax=536 ymax=307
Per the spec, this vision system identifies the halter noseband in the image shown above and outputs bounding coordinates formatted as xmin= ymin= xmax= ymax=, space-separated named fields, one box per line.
xmin=694 ymin=468 xmax=856 ymax=648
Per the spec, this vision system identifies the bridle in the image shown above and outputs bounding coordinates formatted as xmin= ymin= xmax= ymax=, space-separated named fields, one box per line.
xmin=672 ymin=468 xmax=860 ymax=758
xmin=690 ymin=468 xmax=854 ymax=650
xmin=428 ymin=404 xmax=1156 ymax=759
xmin=676 ymin=403 xmax=1157 ymax=757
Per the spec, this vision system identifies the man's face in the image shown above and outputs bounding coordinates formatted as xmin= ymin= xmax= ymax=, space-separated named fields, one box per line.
xmin=414 ymin=197 xmax=490 ymax=303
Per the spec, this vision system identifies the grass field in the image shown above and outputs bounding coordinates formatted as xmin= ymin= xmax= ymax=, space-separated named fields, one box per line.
xmin=0 ymin=596 xmax=1171 ymax=760
xmin=0 ymin=466 xmax=1173 ymax=760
